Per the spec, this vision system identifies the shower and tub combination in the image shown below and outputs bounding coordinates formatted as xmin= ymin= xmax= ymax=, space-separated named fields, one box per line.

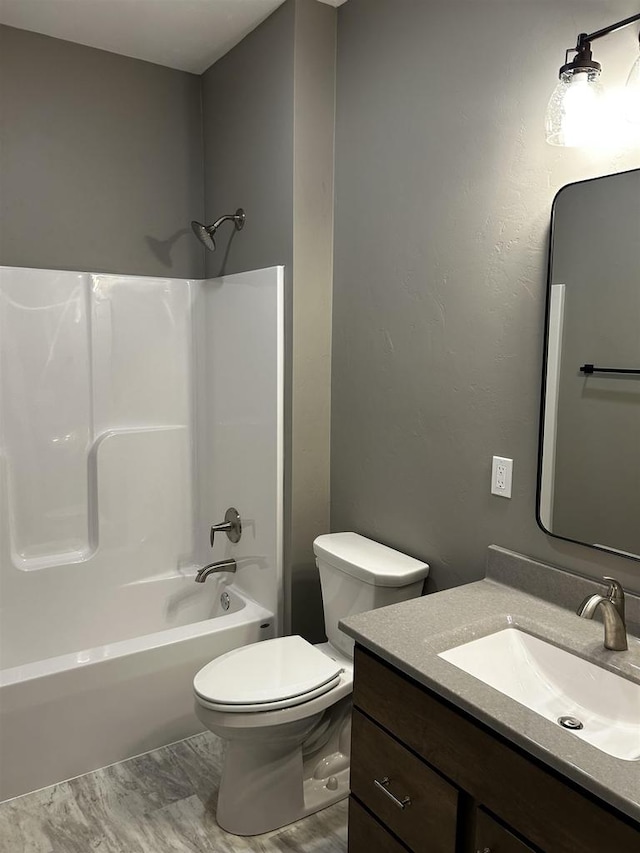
xmin=0 ymin=259 xmax=284 ymax=801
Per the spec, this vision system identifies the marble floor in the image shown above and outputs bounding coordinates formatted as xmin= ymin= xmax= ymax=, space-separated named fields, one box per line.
xmin=0 ymin=732 xmax=348 ymax=853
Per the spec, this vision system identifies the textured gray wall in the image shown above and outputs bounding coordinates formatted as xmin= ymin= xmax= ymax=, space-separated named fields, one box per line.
xmin=201 ymin=2 xmax=295 ymax=279
xmin=0 ymin=26 xmax=204 ymax=278
xmin=331 ymin=0 xmax=640 ymax=593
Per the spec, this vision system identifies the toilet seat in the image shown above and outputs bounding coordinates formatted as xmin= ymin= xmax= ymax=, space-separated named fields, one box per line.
xmin=193 ymin=635 xmax=344 ymax=713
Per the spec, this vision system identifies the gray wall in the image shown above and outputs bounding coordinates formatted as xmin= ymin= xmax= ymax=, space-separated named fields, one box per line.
xmin=0 ymin=26 xmax=204 ymax=278
xmin=201 ymin=2 xmax=295 ymax=280
xmin=290 ymin=0 xmax=336 ymax=640
xmin=331 ymin=0 xmax=640 ymax=593
xmin=201 ymin=0 xmax=336 ymax=640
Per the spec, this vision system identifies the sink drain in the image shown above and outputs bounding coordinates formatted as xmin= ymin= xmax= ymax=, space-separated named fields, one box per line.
xmin=558 ymin=715 xmax=583 ymax=730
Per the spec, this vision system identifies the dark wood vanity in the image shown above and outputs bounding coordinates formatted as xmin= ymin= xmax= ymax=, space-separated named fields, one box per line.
xmin=348 ymin=646 xmax=640 ymax=853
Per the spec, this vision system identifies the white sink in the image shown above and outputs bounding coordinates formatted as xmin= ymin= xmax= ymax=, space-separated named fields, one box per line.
xmin=438 ymin=628 xmax=640 ymax=761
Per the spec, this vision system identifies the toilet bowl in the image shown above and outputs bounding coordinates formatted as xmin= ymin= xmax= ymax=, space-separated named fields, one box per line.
xmin=195 ymin=637 xmax=353 ymax=836
xmin=193 ymin=532 xmax=429 ymax=836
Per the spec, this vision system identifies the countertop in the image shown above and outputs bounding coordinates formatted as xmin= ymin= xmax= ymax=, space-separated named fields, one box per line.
xmin=340 ymin=546 xmax=640 ymax=823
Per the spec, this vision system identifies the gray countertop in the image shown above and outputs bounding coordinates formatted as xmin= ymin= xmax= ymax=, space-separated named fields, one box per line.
xmin=340 ymin=546 xmax=640 ymax=823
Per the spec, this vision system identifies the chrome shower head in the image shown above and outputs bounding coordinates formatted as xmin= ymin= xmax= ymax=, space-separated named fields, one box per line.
xmin=191 ymin=221 xmax=216 ymax=251
xmin=190 ymin=208 xmax=245 ymax=252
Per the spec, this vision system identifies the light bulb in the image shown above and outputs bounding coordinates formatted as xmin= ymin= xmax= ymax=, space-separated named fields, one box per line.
xmin=545 ymin=69 xmax=604 ymax=146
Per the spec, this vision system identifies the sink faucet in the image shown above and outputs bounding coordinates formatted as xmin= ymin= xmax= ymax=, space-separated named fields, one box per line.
xmin=195 ymin=558 xmax=237 ymax=584
xmin=576 ymin=577 xmax=627 ymax=651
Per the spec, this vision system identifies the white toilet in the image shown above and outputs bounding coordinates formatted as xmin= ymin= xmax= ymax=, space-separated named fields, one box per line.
xmin=193 ymin=532 xmax=429 ymax=836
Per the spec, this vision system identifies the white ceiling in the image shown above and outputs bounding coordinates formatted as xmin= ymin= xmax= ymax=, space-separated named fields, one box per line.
xmin=0 ymin=0 xmax=346 ymax=75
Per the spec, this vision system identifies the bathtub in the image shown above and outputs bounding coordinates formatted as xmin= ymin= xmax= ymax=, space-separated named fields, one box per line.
xmin=0 ymin=581 xmax=274 ymax=801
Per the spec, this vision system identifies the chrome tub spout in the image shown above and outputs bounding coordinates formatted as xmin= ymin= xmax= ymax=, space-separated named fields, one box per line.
xmin=195 ymin=559 xmax=237 ymax=584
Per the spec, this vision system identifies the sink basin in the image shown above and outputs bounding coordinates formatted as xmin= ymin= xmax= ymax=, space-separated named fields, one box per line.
xmin=438 ymin=628 xmax=640 ymax=760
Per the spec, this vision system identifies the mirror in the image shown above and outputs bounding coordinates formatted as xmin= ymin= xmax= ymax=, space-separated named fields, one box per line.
xmin=538 ymin=168 xmax=640 ymax=561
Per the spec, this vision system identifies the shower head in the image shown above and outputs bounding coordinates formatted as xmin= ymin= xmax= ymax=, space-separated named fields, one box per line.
xmin=191 ymin=221 xmax=216 ymax=251
xmin=191 ymin=208 xmax=245 ymax=252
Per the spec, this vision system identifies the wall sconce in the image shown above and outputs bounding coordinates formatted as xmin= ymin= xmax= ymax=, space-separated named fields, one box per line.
xmin=545 ymin=13 xmax=640 ymax=146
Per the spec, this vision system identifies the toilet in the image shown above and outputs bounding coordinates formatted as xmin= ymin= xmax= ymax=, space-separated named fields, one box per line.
xmin=193 ymin=532 xmax=429 ymax=836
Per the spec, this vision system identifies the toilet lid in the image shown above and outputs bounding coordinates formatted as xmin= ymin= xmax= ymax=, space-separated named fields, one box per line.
xmin=193 ymin=635 xmax=344 ymax=711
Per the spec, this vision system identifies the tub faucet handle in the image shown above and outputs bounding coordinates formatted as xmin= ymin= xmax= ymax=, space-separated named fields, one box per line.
xmin=210 ymin=507 xmax=242 ymax=547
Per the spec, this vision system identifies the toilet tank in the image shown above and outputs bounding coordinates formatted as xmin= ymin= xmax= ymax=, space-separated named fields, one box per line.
xmin=313 ymin=532 xmax=429 ymax=658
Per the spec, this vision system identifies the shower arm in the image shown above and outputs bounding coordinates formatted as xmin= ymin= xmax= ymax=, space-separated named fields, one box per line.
xmin=205 ymin=210 xmax=245 ymax=235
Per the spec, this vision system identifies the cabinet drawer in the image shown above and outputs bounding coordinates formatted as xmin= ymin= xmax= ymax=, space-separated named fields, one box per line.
xmin=351 ymin=709 xmax=457 ymax=853
xmin=348 ymin=798 xmax=409 ymax=853
xmin=475 ymin=808 xmax=535 ymax=853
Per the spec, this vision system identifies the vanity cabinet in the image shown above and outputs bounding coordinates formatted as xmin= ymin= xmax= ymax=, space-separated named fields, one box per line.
xmin=348 ymin=646 xmax=640 ymax=853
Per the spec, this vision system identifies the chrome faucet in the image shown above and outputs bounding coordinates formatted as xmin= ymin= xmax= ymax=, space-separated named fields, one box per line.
xmin=195 ymin=558 xmax=237 ymax=584
xmin=576 ymin=577 xmax=627 ymax=651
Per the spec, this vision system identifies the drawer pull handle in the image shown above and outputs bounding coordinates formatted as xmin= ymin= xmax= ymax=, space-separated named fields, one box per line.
xmin=374 ymin=776 xmax=412 ymax=809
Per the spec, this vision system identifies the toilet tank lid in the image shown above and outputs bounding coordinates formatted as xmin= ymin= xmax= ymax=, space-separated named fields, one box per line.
xmin=313 ymin=532 xmax=429 ymax=587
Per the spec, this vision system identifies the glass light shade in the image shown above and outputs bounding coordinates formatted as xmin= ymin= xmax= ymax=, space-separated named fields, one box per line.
xmin=625 ymin=50 xmax=640 ymax=124
xmin=545 ymin=69 xmax=605 ymax=146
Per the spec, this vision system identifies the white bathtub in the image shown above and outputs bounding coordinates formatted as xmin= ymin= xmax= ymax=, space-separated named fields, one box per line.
xmin=0 ymin=582 xmax=274 ymax=801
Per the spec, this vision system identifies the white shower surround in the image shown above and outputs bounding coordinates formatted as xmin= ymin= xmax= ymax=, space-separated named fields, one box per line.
xmin=0 ymin=265 xmax=284 ymax=800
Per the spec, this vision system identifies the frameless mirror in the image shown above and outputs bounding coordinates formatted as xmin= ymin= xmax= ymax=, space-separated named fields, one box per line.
xmin=537 ymin=168 xmax=640 ymax=561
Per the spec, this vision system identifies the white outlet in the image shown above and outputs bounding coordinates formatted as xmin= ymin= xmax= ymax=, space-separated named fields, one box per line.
xmin=491 ymin=456 xmax=513 ymax=498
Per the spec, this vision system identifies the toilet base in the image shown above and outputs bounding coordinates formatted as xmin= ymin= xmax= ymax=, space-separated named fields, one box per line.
xmin=217 ymin=755 xmax=349 ymax=837
xmin=213 ymin=698 xmax=352 ymax=836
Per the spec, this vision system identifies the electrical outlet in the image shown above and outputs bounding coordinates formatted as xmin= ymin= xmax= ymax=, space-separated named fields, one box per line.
xmin=491 ymin=456 xmax=513 ymax=498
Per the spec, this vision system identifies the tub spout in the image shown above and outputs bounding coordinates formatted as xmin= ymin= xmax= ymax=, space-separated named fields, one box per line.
xmin=195 ymin=559 xmax=237 ymax=583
